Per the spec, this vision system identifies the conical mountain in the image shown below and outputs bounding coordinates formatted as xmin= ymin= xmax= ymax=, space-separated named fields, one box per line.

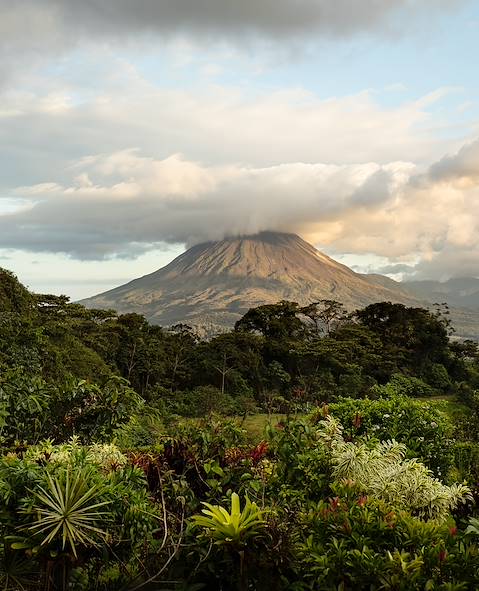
xmin=81 ymin=231 xmax=419 ymax=333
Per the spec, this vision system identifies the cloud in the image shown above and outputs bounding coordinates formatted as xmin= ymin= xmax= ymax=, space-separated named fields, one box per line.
xmin=0 ymin=0 xmax=476 ymax=285
xmin=0 ymin=150 xmax=409 ymax=259
xmin=0 ymin=73 xmax=459 ymax=193
xmin=0 ymin=150 xmax=413 ymax=258
xmin=0 ymin=0 xmax=461 ymax=53
xmin=429 ymin=138 xmax=479 ymax=183
xmin=1 ymin=53 xmax=477 ymax=280
xmin=323 ymin=139 xmax=479 ymax=279
xmin=0 ymin=0 xmax=464 ymax=90
xmin=2 ymin=136 xmax=479 ymax=279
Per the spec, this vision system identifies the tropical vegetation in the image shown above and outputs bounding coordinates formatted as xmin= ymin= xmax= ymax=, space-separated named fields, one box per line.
xmin=2 ymin=267 xmax=479 ymax=589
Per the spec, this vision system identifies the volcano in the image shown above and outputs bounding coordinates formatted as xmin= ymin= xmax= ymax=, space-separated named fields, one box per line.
xmin=81 ymin=232 xmax=426 ymax=333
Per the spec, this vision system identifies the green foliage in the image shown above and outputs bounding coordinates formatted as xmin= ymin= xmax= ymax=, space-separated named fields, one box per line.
xmin=328 ymin=395 xmax=454 ymax=475
xmin=0 ymin=441 xmax=160 ymax=590
xmin=0 ymin=369 xmax=53 ymax=444
xmin=0 ymin=268 xmax=34 ymax=315
xmin=0 ymin=372 xmax=142 ymax=445
xmin=424 ymin=362 xmax=453 ymax=391
xmin=304 ymin=415 xmax=470 ymax=522
xmin=373 ymin=372 xmax=436 ymax=398
xmin=235 ymin=301 xmax=305 ymax=339
xmin=169 ymin=415 xmax=249 ymax=462
xmin=330 ymin=436 xmax=470 ymax=521
xmin=159 ymin=385 xmax=238 ymax=417
xmin=114 ymin=407 xmax=165 ymax=448
xmin=2 ymin=272 xmax=479 ymax=589
xmin=192 ymin=492 xmax=266 ymax=547
xmin=0 ymin=542 xmax=39 ymax=591
xmin=51 ymin=376 xmax=143 ymax=442
xmin=266 ymin=416 xmax=331 ymax=502
xmin=24 ymin=467 xmax=110 ymax=558
xmin=452 ymin=441 xmax=479 ymax=482
xmin=295 ymin=494 xmax=479 ymax=590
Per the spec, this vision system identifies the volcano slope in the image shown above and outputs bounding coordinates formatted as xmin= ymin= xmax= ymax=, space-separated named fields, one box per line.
xmin=81 ymin=232 xmax=431 ymax=334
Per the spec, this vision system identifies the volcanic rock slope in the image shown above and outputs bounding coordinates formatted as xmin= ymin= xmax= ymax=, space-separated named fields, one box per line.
xmin=81 ymin=232 xmax=426 ymax=334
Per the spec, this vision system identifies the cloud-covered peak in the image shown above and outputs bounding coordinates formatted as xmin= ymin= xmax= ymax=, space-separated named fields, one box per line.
xmin=2 ymin=136 xmax=479 ymax=281
xmin=1 ymin=0 xmax=478 ymax=298
xmin=0 ymin=151 xmax=412 ymax=258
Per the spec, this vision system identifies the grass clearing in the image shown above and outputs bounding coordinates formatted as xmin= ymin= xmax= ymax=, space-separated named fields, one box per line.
xmin=238 ymin=413 xmax=306 ymax=439
xmin=235 ymin=395 xmax=470 ymax=439
xmin=418 ymin=395 xmax=469 ymax=423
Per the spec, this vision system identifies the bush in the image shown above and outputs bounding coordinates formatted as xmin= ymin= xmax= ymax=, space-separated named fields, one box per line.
xmin=423 ymin=362 xmax=453 ymax=391
xmin=50 ymin=376 xmax=143 ymax=442
xmin=326 ymin=395 xmax=454 ymax=476
xmin=0 ymin=369 xmax=54 ymax=445
xmin=0 ymin=441 xmax=160 ymax=590
xmin=386 ymin=373 xmax=435 ymax=397
xmin=151 ymin=385 xmax=255 ymax=417
xmin=295 ymin=494 xmax=479 ymax=590
xmin=114 ymin=407 xmax=165 ymax=449
xmin=452 ymin=441 xmax=479 ymax=482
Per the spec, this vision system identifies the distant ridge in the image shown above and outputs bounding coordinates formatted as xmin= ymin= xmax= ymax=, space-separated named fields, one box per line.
xmin=404 ymin=277 xmax=479 ymax=311
xmin=81 ymin=231 xmax=479 ymax=338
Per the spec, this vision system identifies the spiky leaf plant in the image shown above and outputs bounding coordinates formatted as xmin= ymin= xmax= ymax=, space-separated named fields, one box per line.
xmin=191 ymin=492 xmax=266 ymax=547
xmin=24 ymin=467 xmax=110 ymax=558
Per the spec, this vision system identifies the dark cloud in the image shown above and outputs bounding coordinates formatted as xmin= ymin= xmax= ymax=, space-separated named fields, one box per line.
xmin=0 ymin=0 xmax=463 ymax=58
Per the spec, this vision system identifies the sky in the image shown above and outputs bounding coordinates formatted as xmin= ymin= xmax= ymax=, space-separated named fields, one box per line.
xmin=1 ymin=0 xmax=479 ymax=299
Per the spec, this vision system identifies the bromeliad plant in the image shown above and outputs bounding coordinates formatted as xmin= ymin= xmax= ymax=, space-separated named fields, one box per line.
xmin=0 ymin=447 xmax=164 ymax=591
xmin=191 ymin=493 xmax=268 ymax=591
xmin=22 ymin=467 xmax=110 ymax=558
xmin=191 ymin=492 xmax=266 ymax=547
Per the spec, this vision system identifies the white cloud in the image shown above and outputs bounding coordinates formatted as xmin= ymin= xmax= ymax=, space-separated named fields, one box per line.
xmin=0 ymin=150 xmax=413 ymax=257
xmin=322 ymin=139 xmax=479 ymax=279
xmin=2 ymin=134 xmax=479 ymax=282
xmin=0 ymin=64 xmax=464 ymax=196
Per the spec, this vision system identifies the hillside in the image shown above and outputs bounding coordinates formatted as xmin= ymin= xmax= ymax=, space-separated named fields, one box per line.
xmin=81 ymin=232 xmax=421 ymax=332
xmin=80 ymin=232 xmax=479 ymax=338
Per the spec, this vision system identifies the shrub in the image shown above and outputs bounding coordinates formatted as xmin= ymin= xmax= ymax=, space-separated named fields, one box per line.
xmin=423 ymin=362 xmax=453 ymax=391
xmin=327 ymin=395 xmax=454 ymax=476
xmin=0 ymin=369 xmax=53 ymax=445
xmin=295 ymin=494 xmax=479 ymax=590
xmin=0 ymin=442 xmax=160 ymax=590
xmin=383 ymin=373 xmax=435 ymax=397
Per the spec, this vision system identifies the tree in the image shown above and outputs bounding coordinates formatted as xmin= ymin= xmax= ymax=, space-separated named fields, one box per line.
xmin=235 ymin=301 xmax=305 ymax=340
xmin=355 ymin=302 xmax=450 ymax=377
xmin=300 ymin=300 xmax=348 ymax=336
xmin=164 ymin=324 xmax=198 ymax=391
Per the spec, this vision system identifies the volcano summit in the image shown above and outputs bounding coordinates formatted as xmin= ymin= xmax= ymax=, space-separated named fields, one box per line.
xmin=81 ymin=232 xmax=422 ymax=333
